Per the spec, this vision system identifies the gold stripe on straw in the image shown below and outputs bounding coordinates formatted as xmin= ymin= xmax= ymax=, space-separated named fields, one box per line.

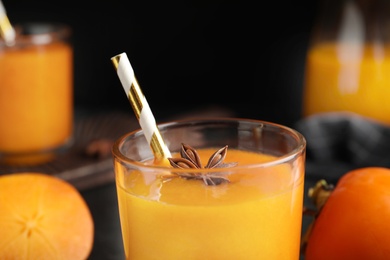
xmin=111 ymin=52 xmax=171 ymax=160
xmin=0 ymin=0 xmax=15 ymax=45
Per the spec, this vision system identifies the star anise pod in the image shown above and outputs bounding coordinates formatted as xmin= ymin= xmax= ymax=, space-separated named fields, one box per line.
xmin=167 ymin=143 xmax=238 ymax=186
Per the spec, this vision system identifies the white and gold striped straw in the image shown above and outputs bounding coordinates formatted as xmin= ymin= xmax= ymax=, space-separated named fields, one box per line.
xmin=111 ymin=52 xmax=172 ymax=160
xmin=0 ymin=0 xmax=15 ymax=45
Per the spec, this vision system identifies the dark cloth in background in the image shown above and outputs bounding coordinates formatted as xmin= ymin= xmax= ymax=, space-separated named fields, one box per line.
xmin=295 ymin=112 xmax=390 ymax=184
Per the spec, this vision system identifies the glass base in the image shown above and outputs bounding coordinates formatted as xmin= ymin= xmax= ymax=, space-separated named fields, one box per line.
xmin=0 ymin=137 xmax=74 ymax=166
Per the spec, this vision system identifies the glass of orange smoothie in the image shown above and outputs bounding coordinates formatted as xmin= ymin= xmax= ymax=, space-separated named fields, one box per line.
xmin=0 ymin=23 xmax=73 ymax=165
xmin=112 ymin=118 xmax=306 ymax=259
xmin=303 ymin=0 xmax=390 ymax=125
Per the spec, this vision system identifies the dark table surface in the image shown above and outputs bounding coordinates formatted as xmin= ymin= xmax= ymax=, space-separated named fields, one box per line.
xmin=81 ymin=180 xmax=125 ymax=260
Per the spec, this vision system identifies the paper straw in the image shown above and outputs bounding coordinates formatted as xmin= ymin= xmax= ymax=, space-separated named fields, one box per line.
xmin=0 ymin=0 xmax=15 ymax=45
xmin=111 ymin=52 xmax=172 ymax=159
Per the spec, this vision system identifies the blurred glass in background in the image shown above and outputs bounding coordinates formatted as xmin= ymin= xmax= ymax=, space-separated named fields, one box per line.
xmin=303 ymin=0 xmax=390 ymax=125
xmin=0 ymin=23 xmax=73 ymax=165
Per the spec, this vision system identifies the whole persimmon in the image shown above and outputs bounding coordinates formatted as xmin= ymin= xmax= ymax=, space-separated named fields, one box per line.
xmin=0 ymin=172 xmax=94 ymax=259
xmin=305 ymin=167 xmax=390 ymax=260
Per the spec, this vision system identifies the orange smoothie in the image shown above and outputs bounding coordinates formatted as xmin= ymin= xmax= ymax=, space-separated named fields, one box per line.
xmin=303 ymin=42 xmax=390 ymax=124
xmin=115 ymin=148 xmax=304 ymax=259
xmin=0 ymin=35 xmax=73 ymax=164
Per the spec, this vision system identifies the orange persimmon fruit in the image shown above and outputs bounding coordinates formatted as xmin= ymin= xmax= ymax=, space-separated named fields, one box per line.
xmin=305 ymin=167 xmax=390 ymax=260
xmin=0 ymin=172 xmax=94 ymax=259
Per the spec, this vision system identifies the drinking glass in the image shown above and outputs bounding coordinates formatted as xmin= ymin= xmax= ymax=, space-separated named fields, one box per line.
xmin=112 ymin=118 xmax=306 ymax=259
xmin=303 ymin=0 xmax=390 ymax=124
xmin=0 ymin=22 xmax=73 ymax=165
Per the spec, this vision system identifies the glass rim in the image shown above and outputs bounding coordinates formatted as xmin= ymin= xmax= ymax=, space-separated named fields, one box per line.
xmin=112 ymin=117 xmax=306 ymax=173
xmin=0 ymin=22 xmax=71 ymax=46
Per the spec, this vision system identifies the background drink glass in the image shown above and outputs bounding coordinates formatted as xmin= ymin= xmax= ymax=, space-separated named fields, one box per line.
xmin=112 ymin=118 xmax=306 ymax=259
xmin=0 ymin=22 xmax=73 ymax=165
xmin=303 ymin=0 xmax=390 ymax=124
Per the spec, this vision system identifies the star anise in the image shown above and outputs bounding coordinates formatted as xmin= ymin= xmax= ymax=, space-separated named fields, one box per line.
xmin=167 ymin=143 xmax=238 ymax=186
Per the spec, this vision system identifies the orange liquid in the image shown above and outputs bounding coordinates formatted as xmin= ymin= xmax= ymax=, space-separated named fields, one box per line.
xmin=303 ymin=42 xmax=390 ymax=124
xmin=0 ymin=42 xmax=73 ymax=164
xmin=116 ymin=148 xmax=304 ymax=259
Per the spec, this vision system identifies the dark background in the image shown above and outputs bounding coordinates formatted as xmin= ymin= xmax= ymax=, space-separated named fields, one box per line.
xmin=3 ymin=0 xmax=319 ymax=127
